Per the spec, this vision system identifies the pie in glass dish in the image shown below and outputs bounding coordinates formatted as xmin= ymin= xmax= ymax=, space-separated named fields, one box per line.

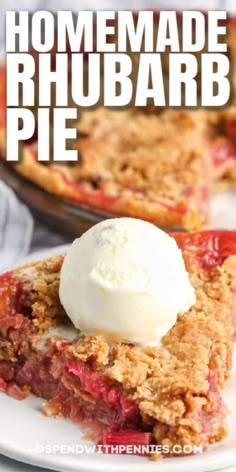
xmin=1 ymin=100 xmax=236 ymax=230
xmin=0 ymin=229 xmax=235 ymax=460
xmin=1 ymin=16 xmax=236 ymax=231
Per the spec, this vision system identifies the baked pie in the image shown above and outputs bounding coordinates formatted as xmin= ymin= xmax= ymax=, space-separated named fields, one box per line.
xmin=0 ymin=230 xmax=235 ymax=459
xmin=0 ymin=16 xmax=236 ymax=230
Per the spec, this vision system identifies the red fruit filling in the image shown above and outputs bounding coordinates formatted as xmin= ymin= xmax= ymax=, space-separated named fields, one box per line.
xmin=224 ymin=119 xmax=236 ymax=148
xmin=0 ymin=349 xmax=227 ymax=453
xmin=211 ymin=139 xmax=236 ymax=168
xmin=98 ymin=430 xmax=152 ymax=453
xmin=0 ymin=273 xmax=25 ymax=318
xmin=173 ymin=231 xmax=236 ymax=270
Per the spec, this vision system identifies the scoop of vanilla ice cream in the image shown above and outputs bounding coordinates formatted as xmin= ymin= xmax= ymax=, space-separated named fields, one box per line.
xmin=59 ymin=218 xmax=196 ymax=344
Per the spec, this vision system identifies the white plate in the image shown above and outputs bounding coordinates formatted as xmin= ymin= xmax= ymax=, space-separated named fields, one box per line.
xmin=0 ymin=245 xmax=236 ymax=472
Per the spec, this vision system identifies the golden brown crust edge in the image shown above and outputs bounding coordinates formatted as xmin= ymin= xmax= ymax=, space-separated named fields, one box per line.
xmin=3 ymin=146 xmax=202 ymax=231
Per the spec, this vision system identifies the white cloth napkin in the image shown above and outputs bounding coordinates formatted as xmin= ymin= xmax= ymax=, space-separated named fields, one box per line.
xmin=0 ymin=180 xmax=33 ymax=273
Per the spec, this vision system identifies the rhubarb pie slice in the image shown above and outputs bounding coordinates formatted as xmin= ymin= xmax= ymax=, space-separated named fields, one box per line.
xmin=0 ymin=230 xmax=235 ymax=459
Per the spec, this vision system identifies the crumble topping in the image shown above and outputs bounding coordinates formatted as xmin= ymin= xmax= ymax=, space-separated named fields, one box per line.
xmin=68 ymin=336 xmax=110 ymax=370
xmin=11 ymin=254 xmax=234 ymax=394
xmin=15 ymin=256 xmax=67 ymax=333
xmin=71 ymin=110 xmax=209 ymax=203
xmin=4 ymin=104 xmax=235 ymax=230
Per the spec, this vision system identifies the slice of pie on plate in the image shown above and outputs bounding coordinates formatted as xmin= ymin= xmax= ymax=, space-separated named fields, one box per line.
xmin=0 ymin=230 xmax=235 ymax=460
